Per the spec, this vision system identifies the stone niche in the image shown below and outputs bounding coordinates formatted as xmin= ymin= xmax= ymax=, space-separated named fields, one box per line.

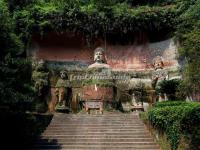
xmin=81 ymin=46 xmax=115 ymax=114
xmin=29 ymin=32 xmax=181 ymax=113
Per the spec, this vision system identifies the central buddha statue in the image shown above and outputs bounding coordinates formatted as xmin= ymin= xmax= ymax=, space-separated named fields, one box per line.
xmin=88 ymin=47 xmax=111 ymax=69
xmin=82 ymin=47 xmax=114 ymax=114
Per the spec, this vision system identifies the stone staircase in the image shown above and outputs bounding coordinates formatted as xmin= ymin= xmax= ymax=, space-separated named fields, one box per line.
xmin=30 ymin=112 xmax=160 ymax=150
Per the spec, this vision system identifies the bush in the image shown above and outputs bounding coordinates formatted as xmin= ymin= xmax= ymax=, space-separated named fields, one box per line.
xmin=147 ymin=101 xmax=200 ymax=150
xmin=83 ymin=79 xmax=114 ymax=87
xmin=35 ymin=101 xmax=48 ymax=113
xmin=181 ymin=106 xmax=200 ymax=150
xmin=154 ymin=101 xmax=187 ymax=107
xmin=156 ymin=79 xmax=181 ymax=100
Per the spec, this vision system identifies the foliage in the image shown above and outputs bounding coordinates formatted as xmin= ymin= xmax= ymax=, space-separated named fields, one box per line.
xmin=32 ymin=60 xmax=49 ymax=97
xmin=83 ymin=79 xmax=114 ymax=87
xmin=181 ymin=106 xmax=200 ymax=150
xmin=176 ymin=0 xmax=200 ymax=97
xmin=154 ymin=101 xmax=186 ymax=107
xmin=156 ymin=79 xmax=181 ymax=100
xmin=0 ymin=0 xmax=35 ymax=111
xmin=147 ymin=101 xmax=200 ymax=150
xmin=9 ymin=0 xmax=180 ymax=44
xmin=0 ymin=0 xmax=23 ymax=57
xmin=55 ymin=79 xmax=71 ymax=88
xmin=131 ymin=82 xmax=148 ymax=102
xmin=34 ymin=101 xmax=48 ymax=113
xmin=0 ymin=110 xmax=52 ymax=148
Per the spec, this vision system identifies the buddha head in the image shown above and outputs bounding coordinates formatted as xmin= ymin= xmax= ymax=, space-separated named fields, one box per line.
xmin=94 ymin=47 xmax=106 ymax=63
xmin=60 ymin=70 xmax=68 ymax=79
xmin=36 ymin=59 xmax=46 ymax=71
xmin=153 ymin=56 xmax=164 ymax=70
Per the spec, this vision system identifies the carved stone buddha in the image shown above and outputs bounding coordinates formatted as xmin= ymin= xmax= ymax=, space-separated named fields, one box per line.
xmin=152 ymin=56 xmax=168 ymax=102
xmin=83 ymin=47 xmax=114 ymax=114
xmin=88 ymin=47 xmax=111 ymax=69
xmin=152 ymin=56 xmax=168 ymax=86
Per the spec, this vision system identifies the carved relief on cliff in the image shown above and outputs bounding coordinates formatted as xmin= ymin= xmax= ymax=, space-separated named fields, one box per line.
xmin=29 ymin=33 xmax=179 ymax=71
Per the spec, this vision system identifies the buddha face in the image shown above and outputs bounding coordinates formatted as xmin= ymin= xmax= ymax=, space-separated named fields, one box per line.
xmin=94 ymin=47 xmax=105 ymax=63
xmin=60 ymin=71 xmax=67 ymax=79
xmin=153 ymin=56 xmax=164 ymax=70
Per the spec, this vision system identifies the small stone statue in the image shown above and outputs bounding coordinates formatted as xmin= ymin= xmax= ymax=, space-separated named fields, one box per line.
xmin=152 ymin=56 xmax=168 ymax=86
xmin=131 ymin=93 xmax=137 ymax=106
xmin=152 ymin=56 xmax=168 ymax=101
xmin=55 ymin=71 xmax=71 ymax=109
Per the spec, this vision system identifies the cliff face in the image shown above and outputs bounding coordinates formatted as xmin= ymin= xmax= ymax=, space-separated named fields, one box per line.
xmin=29 ymin=33 xmax=180 ymax=72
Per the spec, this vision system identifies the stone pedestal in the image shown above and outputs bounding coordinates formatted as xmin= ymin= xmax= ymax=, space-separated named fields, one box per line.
xmin=82 ymin=85 xmax=114 ymax=113
xmin=85 ymin=101 xmax=103 ymax=114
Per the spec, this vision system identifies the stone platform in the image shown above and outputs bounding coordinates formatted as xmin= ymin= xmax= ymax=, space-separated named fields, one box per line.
xmin=29 ymin=112 xmax=160 ymax=150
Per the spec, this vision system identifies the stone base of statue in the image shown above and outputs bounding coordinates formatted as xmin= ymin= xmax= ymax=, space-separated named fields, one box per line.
xmin=85 ymin=100 xmax=103 ymax=114
xmin=55 ymin=102 xmax=70 ymax=113
xmin=82 ymin=85 xmax=114 ymax=113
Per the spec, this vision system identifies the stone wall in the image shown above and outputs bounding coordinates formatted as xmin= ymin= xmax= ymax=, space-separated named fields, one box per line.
xmin=29 ymin=33 xmax=180 ymax=72
xmin=82 ymin=86 xmax=114 ymax=101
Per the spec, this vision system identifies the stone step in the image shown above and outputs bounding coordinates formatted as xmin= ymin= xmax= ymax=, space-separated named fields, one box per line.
xmin=43 ymin=129 xmax=147 ymax=132
xmin=30 ymin=149 xmax=159 ymax=150
xmin=36 ymin=138 xmax=154 ymax=143
xmin=51 ymin=119 xmax=142 ymax=121
xmin=45 ymin=128 xmax=145 ymax=131
xmin=42 ymin=132 xmax=150 ymax=136
xmin=52 ymin=118 xmax=140 ymax=120
xmin=49 ymin=124 xmax=144 ymax=126
xmin=41 ymin=135 xmax=153 ymax=138
xmin=47 ymin=126 xmax=144 ymax=129
xmin=51 ymin=117 xmax=140 ymax=119
xmin=33 ymin=142 xmax=157 ymax=146
xmin=52 ymin=116 xmax=140 ymax=118
xmin=30 ymin=144 xmax=160 ymax=149
xmin=43 ymin=130 xmax=147 ymax=134
xmin=48 ymin=123 xmax=144 ymax=126
xmin=53 ymin=118 xmax=140 ymax=120
xmin=52 ymin=120 xmax=141 ymax=125
xmin=53 ymin=114 xmax=138 ymax=117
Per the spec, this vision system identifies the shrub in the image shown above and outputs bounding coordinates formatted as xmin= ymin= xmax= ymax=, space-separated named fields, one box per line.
xmin=83 ymin=79 xmax=114 ymax=87
xmin=154 ymin=101 xmax=187 ymax=107
xmin=34 ymin=101 xmax=48 ymax=113
xmin=147 ymin=101 xmax=200 ymax=150
xmin=156 ymin=79 xmax=181 ymax=100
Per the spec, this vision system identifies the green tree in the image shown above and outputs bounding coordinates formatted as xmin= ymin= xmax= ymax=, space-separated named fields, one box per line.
xmin=176 ymin=0 xmax=200 ymax=99
xmin=0 ymin=0 xmax=35 ymax=111
xmin=157 ymin=79 xmax=181 ymax=100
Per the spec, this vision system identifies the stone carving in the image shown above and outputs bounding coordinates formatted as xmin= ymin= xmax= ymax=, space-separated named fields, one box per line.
xmin=83 ymin=47 xmax=114 ymax=114
xmin=152 ymin=56 xmax=168 ymax=101
xmin=32 ymin=59 xmax=49 ymax=97
xmin=55 ymin=71 xmax=71 ymax=109
xmin=88 ymin=47 xmax=110 ymax=69
xmin=152 ymin=56 xmax=168 ymax=85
